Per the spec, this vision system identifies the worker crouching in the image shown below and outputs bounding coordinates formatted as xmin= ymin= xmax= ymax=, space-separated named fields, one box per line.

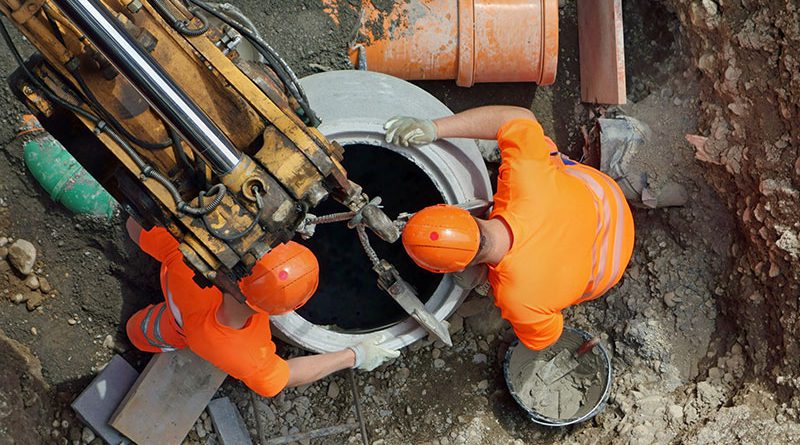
xmin=125 ymin=219 xmax=399 ymax=397
xmin=385 ymin=106 xmax=635 ymax=350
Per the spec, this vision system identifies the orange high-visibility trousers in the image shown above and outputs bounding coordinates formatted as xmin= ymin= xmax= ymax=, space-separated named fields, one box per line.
xmin=126 ymin=302 xmax=187 ymax=353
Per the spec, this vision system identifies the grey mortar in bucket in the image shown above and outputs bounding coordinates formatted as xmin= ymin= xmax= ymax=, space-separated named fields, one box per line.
xmin=503 ymin=327 xmax=612 ymax=426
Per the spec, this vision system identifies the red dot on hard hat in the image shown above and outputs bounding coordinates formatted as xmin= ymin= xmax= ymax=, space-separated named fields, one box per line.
xmin=278 ymin=270 xmax=289 ymax=280
xmin=430 ymin=231 xmax=439 ymax=241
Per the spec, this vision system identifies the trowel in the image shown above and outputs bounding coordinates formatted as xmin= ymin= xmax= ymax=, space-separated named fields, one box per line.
xmin=536 ymin=337 xmax=600 ymax=385
xmin=373 ymin=259 xmax=453 ymax=346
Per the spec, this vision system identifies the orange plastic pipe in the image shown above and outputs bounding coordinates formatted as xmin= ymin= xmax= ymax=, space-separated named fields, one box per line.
xmin=343 ymin=0 xmax=558 ymax=87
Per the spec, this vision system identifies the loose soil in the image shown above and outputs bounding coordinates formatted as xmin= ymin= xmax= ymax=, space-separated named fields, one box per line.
xmin=0 ymin=0 xmax=799 ymax=444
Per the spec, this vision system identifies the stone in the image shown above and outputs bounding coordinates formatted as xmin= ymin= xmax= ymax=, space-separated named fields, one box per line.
xmin=207 ymin=397 xmax=253 ymax=445
xmin=69 ymin=427 xmax=82 ymax=442
xmin=102 ymin=335 xmax=115 ymax=350
xmin=432 ymin=348 xmax=441 ymax=359
xmin=448 ymin=314 xmax=464 ymax=335
xmin=472 ymin=354 xmax=488 ymax=364
xmin=10 ymin=293 xmax=25 ymax=304
xmin=477 ymin=380 xmax=489 ymax=391
xmin=465 ymin=305 xmax=508 ymax=337
xmin=67 ymin=318 xmax=77 ymax=325
xmin=696 ymin=381 xmax=723 ymax=407
xmin=31 ymin=327 xmax=37 ymax=336
xmin=0 ymin=247 xmax=7 ymax=260
xmin=0 ymin=236 xmax=8 ymax=247
xmin=456 ymin=299 xmax=490 ymax=319
xmin=24 ymin=275 xmax=39 ymax=290
xmin=39 ymin=277 xmax=52 ymax=294
xmin=8 ymin=239 xmax=36 ymax=275
xmin=327 ymin=381 xmax=340 ymax=399
xmin=434 ymin=359 xmax=445 ymax=369
xmin=195 ymin=422 xmax=207 ymax=439
xmin=26 ymin=293 xmax=43 ymax=311
xmin=668 ymin=404 xmax=684 ymax=422
xmin=81 ymin=427 xmax=96 ymax=443
xmin=72 ymin=356 xmax=139 ymax=445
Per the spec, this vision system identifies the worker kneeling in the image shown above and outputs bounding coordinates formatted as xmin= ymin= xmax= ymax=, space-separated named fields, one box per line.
xmin=385 ymin=106 xmax=635 ymax=350
xmin=125 ymin=220 xmax=399 ymax=397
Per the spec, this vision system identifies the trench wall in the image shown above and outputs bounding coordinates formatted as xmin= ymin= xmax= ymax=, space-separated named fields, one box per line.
xmin=664 ymin=0 xmax=800 ymax=401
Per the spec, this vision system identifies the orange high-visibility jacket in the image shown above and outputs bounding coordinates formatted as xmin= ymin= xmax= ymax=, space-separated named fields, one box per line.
xmin=488 ymin=119 xmax=635 ymax=350
xmin=127 ymin=227 xmax=290 ymax=397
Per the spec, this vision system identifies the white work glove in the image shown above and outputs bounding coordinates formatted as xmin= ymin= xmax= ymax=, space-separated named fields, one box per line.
xmin=384 ymin=116 xmax=438 ymax=147
xmin=349 ymin=335 xmax=400 ymax=371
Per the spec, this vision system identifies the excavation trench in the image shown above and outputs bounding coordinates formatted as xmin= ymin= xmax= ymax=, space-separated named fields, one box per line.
xmin=297 ymin=144 xmax=442 ymax=332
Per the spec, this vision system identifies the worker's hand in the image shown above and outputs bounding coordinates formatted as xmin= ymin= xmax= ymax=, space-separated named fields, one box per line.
xmin=349 ymin=335 xmax=400 ymax=371
xmin=384 ymin=116 xmax=438 ymax=147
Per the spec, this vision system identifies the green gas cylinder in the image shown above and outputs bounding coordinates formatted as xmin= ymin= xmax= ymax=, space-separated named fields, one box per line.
xmin=23 ymin=136 xmax=117 ymax=219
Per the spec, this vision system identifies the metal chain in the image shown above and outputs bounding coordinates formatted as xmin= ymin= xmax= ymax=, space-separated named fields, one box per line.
xmin=307 ymin=211 xmax=356 ymax=225
xmin=355 ymin=224 xmax=381 ymax=268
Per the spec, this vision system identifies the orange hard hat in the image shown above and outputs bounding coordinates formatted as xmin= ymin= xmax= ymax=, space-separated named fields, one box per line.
xmin=402 ymin=204 xmax=480 ymax=273
xmin=239 ymin=241 xmax=319 ymax=315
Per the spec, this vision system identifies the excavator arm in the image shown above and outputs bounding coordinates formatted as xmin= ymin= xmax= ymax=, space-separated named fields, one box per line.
xmin=0 ymin=0 xmax=398 ymax=288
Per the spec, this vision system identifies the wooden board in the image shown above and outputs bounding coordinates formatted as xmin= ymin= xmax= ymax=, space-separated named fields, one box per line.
xmin=110 ymin=350 xmax=227 ymax=445
xmin=577 ymin=0 xmax=627 ymax=104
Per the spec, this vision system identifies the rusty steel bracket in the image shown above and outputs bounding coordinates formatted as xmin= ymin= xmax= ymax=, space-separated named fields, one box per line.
xmin=373 ymin=259 xmax=452 ymax=346
xmin=347 ymin=196 xmax=400 ymax=243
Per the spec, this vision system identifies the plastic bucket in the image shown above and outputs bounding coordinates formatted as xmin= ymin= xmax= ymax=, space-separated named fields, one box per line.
xmin=345 ymin=0 xmax=559 ymax=87
xmin=503 ymin=327 xmax=612 ymax=426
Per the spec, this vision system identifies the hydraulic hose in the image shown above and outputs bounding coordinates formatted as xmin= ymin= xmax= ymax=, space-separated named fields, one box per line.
xmin=151 ymin=0 xmax=209 ymax=36
xmin=0 ymin=18 xmax=224 ymax=217
xmin=185 ymin=0 xmax=320 ymax=126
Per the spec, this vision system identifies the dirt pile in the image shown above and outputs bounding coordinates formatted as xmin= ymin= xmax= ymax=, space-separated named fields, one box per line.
xmin=0 ymin=328 xmax=52 ymax=444
xmin=664 ymin=0 xmax=800 ymax=408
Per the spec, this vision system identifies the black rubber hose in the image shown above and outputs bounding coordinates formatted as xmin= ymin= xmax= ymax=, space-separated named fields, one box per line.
xmin=175 ymin=7 xmax=209 ymax=36
xmin=169 ymin=126 xmax=195 ymax=173
xmin=201 ymin=184 xmax=263 ymax=241
xmin=180 ymin=182 xmax=225 ymax=215
xmin=194 ymin=150 xmax=208 ymax=188
xmin=152 ymin=0 xmax=209 ymax=37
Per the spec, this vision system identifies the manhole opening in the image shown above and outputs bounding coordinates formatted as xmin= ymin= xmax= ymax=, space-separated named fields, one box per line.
xmin=296 ymin=144 xmax=443 ymax=332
